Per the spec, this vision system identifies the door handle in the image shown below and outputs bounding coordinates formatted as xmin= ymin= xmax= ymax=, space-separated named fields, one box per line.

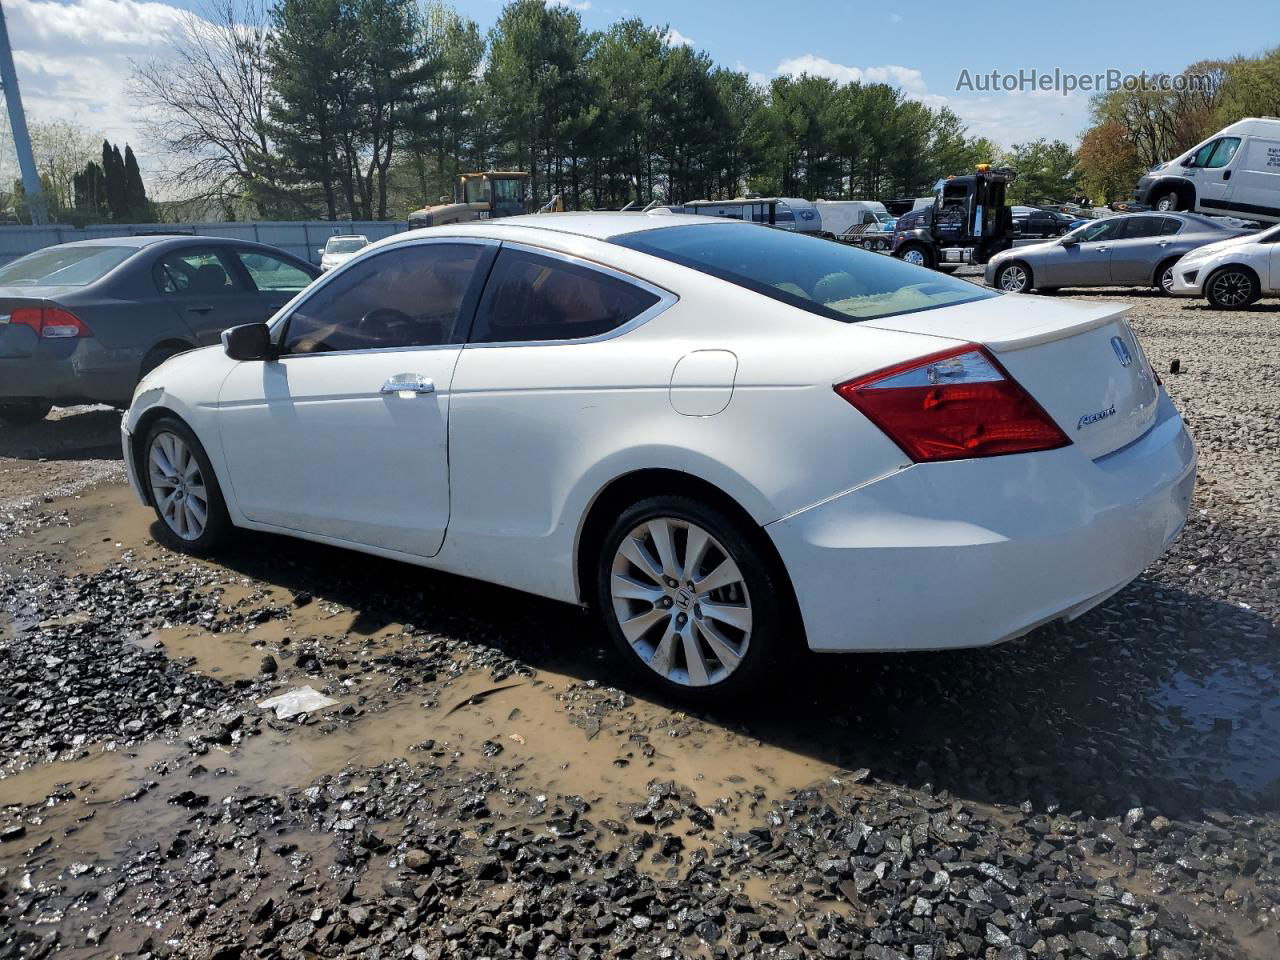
xmin=185 ymin=304 xmax=214 ymax=315
xmin=1159 ymin=240 xmax=1171 ymax=247
xmin=1096 ymin=246 xmax=1109 ymax=252
xmin=1223 ymin=170 xmax=1232 ymax=180
xmin=381 ymin=374 xmax=435 ymax=396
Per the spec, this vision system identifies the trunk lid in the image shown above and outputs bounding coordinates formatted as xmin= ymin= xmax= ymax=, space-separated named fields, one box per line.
xmin=862 ymin=294 xmax=1160 ymax=459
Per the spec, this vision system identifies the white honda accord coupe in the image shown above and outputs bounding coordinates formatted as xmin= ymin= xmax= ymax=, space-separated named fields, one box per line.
xmin=122 ymin=213 xmax=1196 ymax=702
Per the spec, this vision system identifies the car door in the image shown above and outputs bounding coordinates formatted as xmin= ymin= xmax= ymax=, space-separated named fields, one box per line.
xmin=1046 ymin=217 xmax=1124 ymax=286
xmin=229 ymin=248 xmax=317 ymax=320
xmin=154 ymin=245 xmax=265 ymax=345
xmin=216 ymin=238 xmax=496 ymax=557
xmin=1107 ymin=215 xmax=1168 ymax=284
xmin=1184 ymin=136 xmax=1240 ymax=213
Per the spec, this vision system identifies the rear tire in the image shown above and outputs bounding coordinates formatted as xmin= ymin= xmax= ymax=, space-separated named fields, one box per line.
xmin=142 ymin=416 xmax=233 ymax=554
xmin=595 ymin=495 xmax=788 ymax=705
xmin=1152 ymin=190 xmax=1181 ymax=212
xmin=0 ymin=399 xmax=52 ymax=426
xmin=140 ymin=344 xmax=189 ymax=381
xmin=1204 ymin=266 xmax=1260 ymax=310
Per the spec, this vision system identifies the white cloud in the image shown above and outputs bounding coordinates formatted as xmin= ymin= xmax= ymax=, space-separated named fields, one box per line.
xmin=547 ymin=0 xmax=592 ymax=9
xmin=4 ymin=0 xmax=193 ymax=172
xmin=775 ymin=55 xmax=927 ymax=94
xmin=662 ymin=27 xmax=695 ymax=48
xmin=769 ymin=52 xmax=1087 ymax=147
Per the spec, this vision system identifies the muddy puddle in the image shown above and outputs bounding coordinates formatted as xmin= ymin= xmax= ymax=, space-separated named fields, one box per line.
xmin=1155 ymin=660 xmax=1280 ymax=792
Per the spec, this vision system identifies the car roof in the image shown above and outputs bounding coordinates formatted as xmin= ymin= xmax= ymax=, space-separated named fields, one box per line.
xmin=45 ymin=234 xmax=195 ymax=249
xmin=416 ymin=211 xmax=738 ymax=242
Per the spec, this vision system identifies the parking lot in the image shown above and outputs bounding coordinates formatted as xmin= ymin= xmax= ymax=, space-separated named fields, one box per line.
xmin=1 ymin=283 xmax=1277 ymax=959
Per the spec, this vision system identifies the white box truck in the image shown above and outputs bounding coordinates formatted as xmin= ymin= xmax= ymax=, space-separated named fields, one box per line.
xmin=1135 ymin=117 xmax=1280 ymax=223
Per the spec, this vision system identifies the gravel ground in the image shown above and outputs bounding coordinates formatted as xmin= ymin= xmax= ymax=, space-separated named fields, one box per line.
xmin=0 ymin=287 xmax=1277 ymax=960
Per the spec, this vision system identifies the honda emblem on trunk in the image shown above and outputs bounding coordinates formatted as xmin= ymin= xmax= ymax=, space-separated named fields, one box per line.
xmin=1111 ymin=336 xmax=1133 ymax=367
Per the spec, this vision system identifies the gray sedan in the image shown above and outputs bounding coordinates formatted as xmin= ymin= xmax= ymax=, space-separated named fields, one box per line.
xmin=0 ymin=236 xmax=318 ymax=425
xmin=984 ymin=213 xmax=1249 ymax=295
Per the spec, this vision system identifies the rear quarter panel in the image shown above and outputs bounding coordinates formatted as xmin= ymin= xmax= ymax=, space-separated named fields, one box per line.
xmin=437 ymin=245 xmax=956 ymax=603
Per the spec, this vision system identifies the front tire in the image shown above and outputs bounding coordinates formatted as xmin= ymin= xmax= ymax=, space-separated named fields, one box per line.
xmin=0 ymin=399 xmax=52 ymax=426
xmin=1205 ymin=266 xmax=1260 ymax=310
xmin=143 ymin=416 xmax=232 ymax=553
xmin=596 ymin=496 xmax=786 ymax=704
xmin=896 ymin=244 xmax=934 ymax=269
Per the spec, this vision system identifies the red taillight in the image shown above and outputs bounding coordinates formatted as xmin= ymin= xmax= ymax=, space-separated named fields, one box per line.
xmin=835 ymin=344 xmax=1070 ymax=462
xmin=9 ymin=305 xmax=92 ymax=339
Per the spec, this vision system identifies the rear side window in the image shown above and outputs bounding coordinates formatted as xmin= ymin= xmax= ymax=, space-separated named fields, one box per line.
xmin=1158 ymin=217 xmax=1183 ymax=236
xmin=1121 ymin=216 xmax=1166 ymax=240
xmin=154 ymin=248 xmax=242 ymax=295
xmin=470 ymin=249 xmax=660 ymax=344
xmin=0 ymin=245 xmax=133 ymax=286
xmin=235 ymin=250 xmax=313 ymax=292
xmin=613 ymin=222 xmax=992 ymax=322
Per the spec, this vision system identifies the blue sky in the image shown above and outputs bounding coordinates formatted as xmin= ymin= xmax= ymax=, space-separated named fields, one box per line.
xmin=6 ymin=0 xmax=1280 ymax=179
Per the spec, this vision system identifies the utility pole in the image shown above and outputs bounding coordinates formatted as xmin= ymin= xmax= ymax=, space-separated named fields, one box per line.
xmin=0 ymin=1 xmax=46 ymax=225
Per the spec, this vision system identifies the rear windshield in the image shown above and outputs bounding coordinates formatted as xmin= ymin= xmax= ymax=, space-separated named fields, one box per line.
xmin=0 ymin=245 xmax=134 ymax=286
xmin=612 ymin=222 xmax=993 ymax=321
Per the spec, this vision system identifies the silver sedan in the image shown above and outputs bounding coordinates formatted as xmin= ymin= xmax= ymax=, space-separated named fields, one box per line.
xmin=984 ymin=213 xmax=1248 ymax=295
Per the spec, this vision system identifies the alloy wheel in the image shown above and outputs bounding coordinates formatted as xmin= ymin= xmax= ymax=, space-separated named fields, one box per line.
xmin=148 ymin=431 xmax=209 ymax=541
xmin=999 ymin=264 xmax=1029 ymax=292
xmin=901 ymin=248 xmax=926 ymax=267
xmin=1210 ymin=271 xmax=1252 ymax=307
xmin=1160 ymin=266 xmax=1175 ymax=294
xmin=609 ymin=517 xmax=752 ymax=687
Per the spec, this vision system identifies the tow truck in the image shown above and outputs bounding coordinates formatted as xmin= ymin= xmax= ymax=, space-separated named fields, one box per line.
xmin=890 ymin=165 xmax=1017 ymax=271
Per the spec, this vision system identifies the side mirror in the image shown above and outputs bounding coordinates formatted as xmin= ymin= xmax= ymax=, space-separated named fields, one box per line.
xmin=317 ymin=248 xmax=325 ymax=256
xmin=1060 ymin=235 xmax=1079 ymax=247
xmin=222 ymin=323 xmax=277 ymax=362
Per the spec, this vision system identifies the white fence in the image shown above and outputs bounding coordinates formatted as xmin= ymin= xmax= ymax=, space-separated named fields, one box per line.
xmin=0 ymin=220 xmax=414 ymax=267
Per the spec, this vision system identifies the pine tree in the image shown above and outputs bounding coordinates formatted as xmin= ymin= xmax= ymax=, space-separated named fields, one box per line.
xmin=123 ymin=145 xmax=155 ymax=221
xmin=102 ymin=140 xmax=128 ymax=220
xmin=73 ymin=161 xmax=108 ymax=219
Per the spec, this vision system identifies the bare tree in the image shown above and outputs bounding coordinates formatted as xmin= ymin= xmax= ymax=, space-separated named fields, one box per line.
xmin=0 ymin=110 xmax=101 ymax=220
xmin=129 ymin=0 xmax=283 ymax=216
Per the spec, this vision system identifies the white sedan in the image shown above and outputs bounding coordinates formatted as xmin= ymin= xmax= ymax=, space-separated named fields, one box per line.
xmin=122 ymin=213 xmax=1197 ymax=703
xmin=1168 ymin=223 xmax=1280 ymax=308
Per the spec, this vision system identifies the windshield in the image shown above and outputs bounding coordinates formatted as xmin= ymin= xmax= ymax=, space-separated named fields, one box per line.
xmin=326 ymin=237 xmax=367 ymax=254
xmin=0 ymin=245 xmax=134 ymax=286
xmin=612 ymin=222 xmax=993 ymax=322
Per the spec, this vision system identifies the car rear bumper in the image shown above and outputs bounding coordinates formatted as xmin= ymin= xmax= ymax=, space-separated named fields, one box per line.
xmin=0 ymin=331 xmax=135 ymax=405
xmin=766 ymin=391 xmax=1196 ymax=652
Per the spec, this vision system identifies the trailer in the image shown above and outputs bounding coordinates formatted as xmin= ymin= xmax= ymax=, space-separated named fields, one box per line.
xmin=813 ymin=200 xmax=896 ymax=250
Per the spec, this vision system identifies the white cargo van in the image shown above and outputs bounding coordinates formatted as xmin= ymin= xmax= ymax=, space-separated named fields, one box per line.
xmin=1135 ymin=117 xmax=1280 ymax=223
